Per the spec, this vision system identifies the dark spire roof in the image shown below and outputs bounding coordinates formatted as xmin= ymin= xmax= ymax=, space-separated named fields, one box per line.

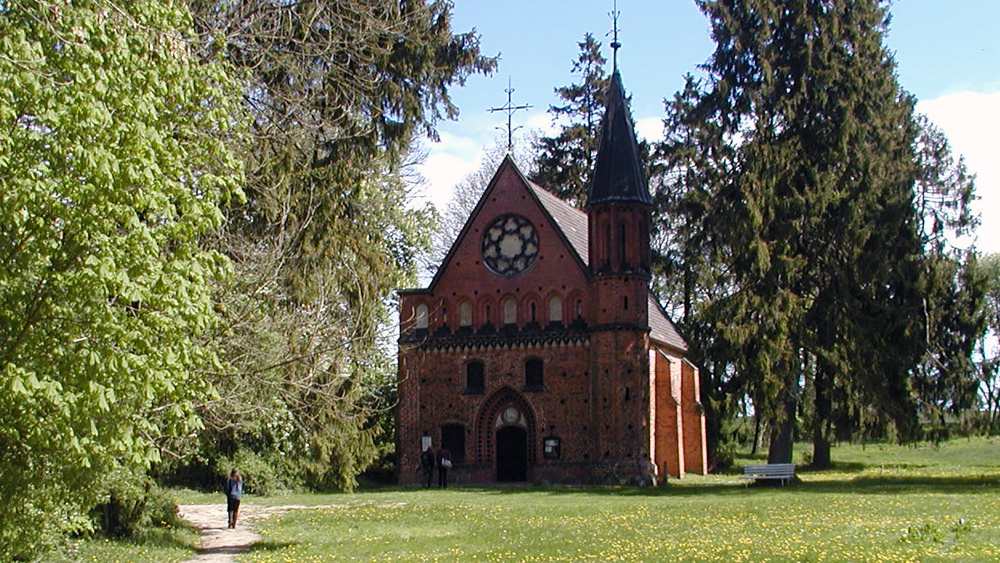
xmin=587 ymin=71 xmax=651 ymax=207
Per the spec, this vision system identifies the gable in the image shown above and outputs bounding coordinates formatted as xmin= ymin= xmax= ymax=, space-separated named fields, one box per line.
xmin=427 ymin=156 xmax=590 ymax=293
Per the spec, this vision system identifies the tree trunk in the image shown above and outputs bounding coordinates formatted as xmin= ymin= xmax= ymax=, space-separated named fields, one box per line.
xmin=767 ymin=393 xmax=796 ymax=464
xmin=751 ymin=412 xmax=763 ymax=456
xmin=812 ymin=363 xmax=832 ymax=468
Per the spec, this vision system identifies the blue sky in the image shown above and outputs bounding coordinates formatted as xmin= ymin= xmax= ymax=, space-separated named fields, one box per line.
xmin=416 ymin=0 xmax=1000 ymax=253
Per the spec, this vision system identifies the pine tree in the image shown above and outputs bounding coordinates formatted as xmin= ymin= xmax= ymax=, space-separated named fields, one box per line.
xmin=184 ymin=0 xmax=496 ymax=490
xmin=531 ymin=33 xmax=609 ymax=206
xmin=670 ymin=0 xmax=934 ymax=465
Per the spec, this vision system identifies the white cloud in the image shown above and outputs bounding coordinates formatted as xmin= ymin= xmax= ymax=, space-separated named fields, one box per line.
xmin=526 ymin=112 xmax=560 ymax=137
xmin=635 ymin=116 xmax=665 ymax=143
xmin=413 ymin=150 xmax=479 ymax=211
xmin=918 ymin=91 xmax=1000 ymax=254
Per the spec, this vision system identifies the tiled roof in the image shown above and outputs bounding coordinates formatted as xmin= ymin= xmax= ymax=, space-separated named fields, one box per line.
xmin=588 ymin=71 xmax=651 ymax=206
xmin=648 ymin=293 xmax=687 ymax=352
xmin=527 ymin=180 xmax=589 ymax=267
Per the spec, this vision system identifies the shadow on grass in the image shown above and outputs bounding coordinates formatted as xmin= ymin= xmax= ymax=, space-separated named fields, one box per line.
xmin=245 ymin=540 xmax=299 ymax=553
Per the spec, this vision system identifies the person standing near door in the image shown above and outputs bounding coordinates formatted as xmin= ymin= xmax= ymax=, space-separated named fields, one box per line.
xmin=420 ymin=445 xmax=436 ymax=488
xmin=436 ymin=446 xmax=452 ymax=488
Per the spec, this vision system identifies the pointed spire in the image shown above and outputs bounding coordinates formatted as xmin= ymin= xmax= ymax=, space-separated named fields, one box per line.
xmin=610 ymin=0 xmax=621 ymax=72
xmin=587 ymin=71 xmax=651 ymax=207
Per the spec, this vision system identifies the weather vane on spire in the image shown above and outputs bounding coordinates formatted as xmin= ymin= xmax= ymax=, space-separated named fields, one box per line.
xmin=609 ymin=0 xmax=621 ymax=72
xmin=488 ymin=77 xmax=532 ymax=153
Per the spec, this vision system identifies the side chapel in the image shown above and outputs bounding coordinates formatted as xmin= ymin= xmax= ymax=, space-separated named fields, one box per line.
xmin=396 ymin=70 xmax=707 ymax=485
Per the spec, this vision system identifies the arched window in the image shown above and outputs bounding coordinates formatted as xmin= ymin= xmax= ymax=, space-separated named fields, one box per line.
xmin=466 ymin=361 xmax=484 ymax=394
xmin=548 ymin=296 xmax=563 ymax=323
xmin=459 ymin=302 xmax=472 ymax=327
xmin=525 ymin=359 xmax=544 ymax=390
xmin=530 ymin=302 xmax=537 ymax=323
xmin=416 ymin=304 xmax=429 ymax=329
xmin=576 ymin=298 xmax=583 ymax=319
xmin=503 ymin=298 xmax=517 ymax=325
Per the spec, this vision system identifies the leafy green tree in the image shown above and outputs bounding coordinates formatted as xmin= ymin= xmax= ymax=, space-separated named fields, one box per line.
xmin=977 ymin=254 xmax=1000 ymax=433
xmin=182 ymin=0 xmax=496 ymax=489
xmin=0 ymin=0 xmax=241 ymax=557
xmin=531 ymin=33 xmax=609 ymax=206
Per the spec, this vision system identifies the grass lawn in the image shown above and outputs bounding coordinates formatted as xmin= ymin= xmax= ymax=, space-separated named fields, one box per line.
xmin=235 ymin=438 xmax=1000 ymax=563
xmin=46 ymin=526 xmax=199 ymax=563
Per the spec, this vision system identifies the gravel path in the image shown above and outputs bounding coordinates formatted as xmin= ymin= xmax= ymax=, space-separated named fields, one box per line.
xmin=178 ymin=504 xmax=261 ymax=563
xmin=178 ymin=503 xmax=344 ymax=563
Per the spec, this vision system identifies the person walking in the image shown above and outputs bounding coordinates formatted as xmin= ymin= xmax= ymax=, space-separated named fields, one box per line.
xmin=436 ymin=447 xmax=452 ymax=489
xmin=223 ymin=468 xmax=243 ymax=529
xmin=420 ymin=445 xmax=436 ymax=488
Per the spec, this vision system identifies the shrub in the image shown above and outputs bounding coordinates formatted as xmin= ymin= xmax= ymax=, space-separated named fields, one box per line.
xmin=216 ymin=449 xmax=301 ymax=496
xmin=93 ymin=470 xmax=182 ymax=539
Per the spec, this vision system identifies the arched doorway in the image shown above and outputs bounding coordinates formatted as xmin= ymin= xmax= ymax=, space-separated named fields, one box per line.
xmin=475 ymin=386 xmax=536 ymax=482
xmin=496 ymin=426 xmax=527 ymax=481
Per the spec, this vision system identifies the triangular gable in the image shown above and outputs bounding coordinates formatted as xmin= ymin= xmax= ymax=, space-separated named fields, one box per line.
xmin=426 ymin=155 xmax=589 ymax=291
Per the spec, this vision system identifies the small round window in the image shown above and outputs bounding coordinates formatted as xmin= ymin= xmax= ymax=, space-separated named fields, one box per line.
xmin=481 ymin=214 xmax=539 ymax=277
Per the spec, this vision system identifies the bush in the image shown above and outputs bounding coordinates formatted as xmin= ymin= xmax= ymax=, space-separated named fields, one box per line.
xmin=216 ymin=449 xmax=301 ymax=496
xmin=93 ymin=470 xmax=181 ymax=539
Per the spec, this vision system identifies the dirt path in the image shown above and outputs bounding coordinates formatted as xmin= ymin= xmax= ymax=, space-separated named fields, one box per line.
xmin=178 ymin=504 xmax=261 ymax=563
xmin=178 ymin=503 xmax=346 ymax=563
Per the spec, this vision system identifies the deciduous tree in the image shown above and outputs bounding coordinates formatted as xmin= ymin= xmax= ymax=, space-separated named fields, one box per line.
xmin=0 ymin=0 xmax=241 ymax=557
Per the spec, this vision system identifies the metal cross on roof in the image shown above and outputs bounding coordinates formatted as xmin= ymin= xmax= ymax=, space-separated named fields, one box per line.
xmin=609 ymin=0 xmax=621 ymax=72
xmin=488 ymin=77 xmax=532 ymax=153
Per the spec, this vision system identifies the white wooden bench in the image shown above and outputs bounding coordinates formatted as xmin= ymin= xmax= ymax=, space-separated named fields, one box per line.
xmin=740 ymin=463 xmax=796 ymax=486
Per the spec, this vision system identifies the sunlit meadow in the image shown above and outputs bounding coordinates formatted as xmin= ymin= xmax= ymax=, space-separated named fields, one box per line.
xmin=235 ymin=438 xmax=1000 ymax=563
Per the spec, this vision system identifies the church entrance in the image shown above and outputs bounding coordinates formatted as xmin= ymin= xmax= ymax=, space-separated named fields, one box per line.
xmin=496 ymin=426 xmax=528 ymax=481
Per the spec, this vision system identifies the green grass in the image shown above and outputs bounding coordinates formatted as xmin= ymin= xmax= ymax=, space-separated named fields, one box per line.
xmin=45 ymin=525 xmax=199 ymax=563
xmin=236 ymin=438 xmax=1000 ymax=563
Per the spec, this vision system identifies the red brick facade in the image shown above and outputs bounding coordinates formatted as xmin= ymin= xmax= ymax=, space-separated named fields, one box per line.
xmin=396 ymin=71 xmax=706 ymax=485
xmin=396 ymin=159 xmax=707 ymax=485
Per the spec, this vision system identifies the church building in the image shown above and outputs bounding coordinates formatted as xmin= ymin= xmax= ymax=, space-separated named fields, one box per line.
xmin=396 ymin=70 xmax=707 ymax=485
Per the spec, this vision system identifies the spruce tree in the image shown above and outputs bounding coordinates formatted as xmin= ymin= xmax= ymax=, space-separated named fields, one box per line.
xmin=531 ymin=33 xmax=609 ymax=206
xmin=184 ymin=0 xmax=496 ymax=490
xmin=673 ymin=0 xmax=933 ymax=464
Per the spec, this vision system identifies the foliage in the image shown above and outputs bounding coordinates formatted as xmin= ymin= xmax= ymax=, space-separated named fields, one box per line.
xmin=654 ymin=0 xmax=987 ymax=467
xmin=976 ymin=253 xmax=1000 ymax=433
xmin=92 ymin=469 xmax=185 ymax=539
xmin=0 ymin=0 xmax=241 ymax=558
xmin=531 ymin=33 xmax=610 ymax=207
xmin=169 ymin=0 xmax=497 ymax=492
xmin=910 ymin=115 xmax=985 ymax=429
xmin=236 ymin=438 xmax=1000 ymax=563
